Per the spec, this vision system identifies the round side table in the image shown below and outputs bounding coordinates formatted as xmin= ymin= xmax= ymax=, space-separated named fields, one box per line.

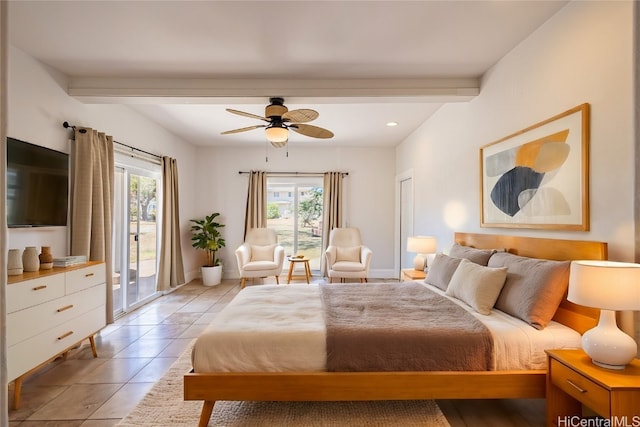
xmin=287 ymin=256 xmax=311 ymax=284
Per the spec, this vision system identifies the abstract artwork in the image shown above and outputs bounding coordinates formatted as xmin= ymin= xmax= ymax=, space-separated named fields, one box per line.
xmin=480 ymin=104 xmax=589 ymax=230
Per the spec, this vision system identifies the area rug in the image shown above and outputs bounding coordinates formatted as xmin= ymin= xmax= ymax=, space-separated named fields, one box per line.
xmin=117 ymin=343 xmax=451 ymax=427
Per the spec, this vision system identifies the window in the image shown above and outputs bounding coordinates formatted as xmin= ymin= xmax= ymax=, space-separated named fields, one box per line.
xmin=266 ymin=176 xmax=324 ymax=271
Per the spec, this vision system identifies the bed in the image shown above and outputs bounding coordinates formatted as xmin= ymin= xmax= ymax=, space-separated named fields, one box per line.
xmin=184 ymin=232 xmax=608 ymax=427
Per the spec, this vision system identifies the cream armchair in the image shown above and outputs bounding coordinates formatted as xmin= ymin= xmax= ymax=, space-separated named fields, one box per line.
xmin=236 ymin=228 xmax=285 ymax=289
xmin=325 ymin=227 xmax=373 ymax=283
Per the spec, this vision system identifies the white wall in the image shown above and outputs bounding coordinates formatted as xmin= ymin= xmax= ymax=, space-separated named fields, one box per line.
xmin=397 ymin=1 xmax=633 ymax=260
xmin=7 ymin=45 xmax=199 ymax=277
xmin=396 ymin=1 xmax=637 ymax=343
xmin=189 ymin=144 xmax=397 ymax=280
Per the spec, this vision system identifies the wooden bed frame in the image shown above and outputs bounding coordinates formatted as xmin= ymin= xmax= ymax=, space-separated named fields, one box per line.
xmin=184 ymin=232 xmax=608 ymax=426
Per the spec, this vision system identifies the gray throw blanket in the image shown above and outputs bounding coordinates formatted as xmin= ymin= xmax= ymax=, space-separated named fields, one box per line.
xmin=320 ymin=282 xmax=494 ymax=372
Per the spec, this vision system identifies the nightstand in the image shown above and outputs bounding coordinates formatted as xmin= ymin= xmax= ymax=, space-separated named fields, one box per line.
xmin=401 ymin=268 xmax=425 ymax=282
xmin=546 ymin=349 xmax=640 ymax=427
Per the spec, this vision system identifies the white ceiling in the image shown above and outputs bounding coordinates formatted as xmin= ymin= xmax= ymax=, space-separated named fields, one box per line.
xmin=8 ymin=0 xmax=568 ymax=148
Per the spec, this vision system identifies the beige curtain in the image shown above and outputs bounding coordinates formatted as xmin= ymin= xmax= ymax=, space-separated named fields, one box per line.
xmin=321 ymin=172 xmax=343 ymax=275
xmin=70 ymin=128 xmax=115 ymax=324
xmin=243 ymin=170 xmax=266 ymax=238
xmin=157 ymin=156 xmax=185 ymax=291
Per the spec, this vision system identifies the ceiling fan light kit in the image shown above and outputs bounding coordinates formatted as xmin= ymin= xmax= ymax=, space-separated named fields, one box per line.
xmin=222 ymin=97 xmax=334 ymax=147
xmin=265 ymin=126 xmax=288 ymax=147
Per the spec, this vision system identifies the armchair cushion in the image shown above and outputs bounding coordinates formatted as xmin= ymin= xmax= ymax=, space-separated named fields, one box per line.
xmin=250 ymin=244 xmax=277 ymax=261
xmin=336 ymin=246 xmax=361 ymax=262
xmin=332 ymin=261 xmax=366 ymax=272
xmin=243 ymin=260 xmax=280 ymax=271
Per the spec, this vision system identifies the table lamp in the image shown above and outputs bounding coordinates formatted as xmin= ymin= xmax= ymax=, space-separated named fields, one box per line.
xmin=568 ymin=260 xmax=640 ymax=369
xmin=407 ymin=236 xmax=437 ymax=271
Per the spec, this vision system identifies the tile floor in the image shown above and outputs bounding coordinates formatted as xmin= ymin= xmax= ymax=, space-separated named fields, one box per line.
xmin=8 ymin=278 xmax=245 ymax=426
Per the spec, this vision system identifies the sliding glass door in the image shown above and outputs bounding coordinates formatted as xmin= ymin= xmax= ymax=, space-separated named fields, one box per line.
xmin=266 ymin=176 xmax=324 ymax=272
xmin=113 ymin=159 xmax=161 ymax=317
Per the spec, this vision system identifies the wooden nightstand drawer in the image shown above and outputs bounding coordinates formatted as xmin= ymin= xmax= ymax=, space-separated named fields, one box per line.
xmin=550 ymin=358 xmax=610 ymax=417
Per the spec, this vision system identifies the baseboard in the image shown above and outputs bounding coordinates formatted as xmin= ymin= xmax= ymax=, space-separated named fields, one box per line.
xmin=219 ymin=268 xmax=399 ymax=281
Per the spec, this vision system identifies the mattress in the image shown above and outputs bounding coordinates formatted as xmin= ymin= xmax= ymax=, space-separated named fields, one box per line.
xmin=191 ymin=282 xmax=581 ymax=373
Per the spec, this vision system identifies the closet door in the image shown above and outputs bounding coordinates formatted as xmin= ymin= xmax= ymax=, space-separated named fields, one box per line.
xmin=399 ymin=174 xmax=414 ymax=272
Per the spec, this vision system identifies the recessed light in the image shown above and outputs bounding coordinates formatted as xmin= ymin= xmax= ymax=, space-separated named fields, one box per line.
xmin=386 ymin=121 xmax=398 ymax=127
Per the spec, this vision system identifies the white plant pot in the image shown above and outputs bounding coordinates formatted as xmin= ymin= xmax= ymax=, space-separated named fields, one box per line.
xmin=201 ymin=265 xmax=222 ymax=286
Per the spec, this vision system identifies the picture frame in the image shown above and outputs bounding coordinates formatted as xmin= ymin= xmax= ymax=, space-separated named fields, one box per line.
xmin=480 ymin=103 xmax=590 ymax=230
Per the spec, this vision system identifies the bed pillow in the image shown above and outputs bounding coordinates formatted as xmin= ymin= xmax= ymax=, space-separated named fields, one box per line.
xmin=424 ymin=253 xmax=462 ymax=291
xmin=445 ymin=259 xmax=508 ymax=315
xmin=336 ymin=246 xmax=361 ymax=262
xmin=449 ymin=243 xmax=496 ymax=266
xmin=488 ymin=251 xmax=570 ymax=330
xmin=250 ymin=244 xmax=276 ymax=261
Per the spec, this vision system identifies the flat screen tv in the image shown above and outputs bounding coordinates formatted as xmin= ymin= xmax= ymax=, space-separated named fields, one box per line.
xmin=6 ymin=137 xmax=69 ymax=227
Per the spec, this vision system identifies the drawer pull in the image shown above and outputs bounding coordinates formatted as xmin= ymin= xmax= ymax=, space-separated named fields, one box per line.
xmin=566 ymin=379 xmax=587 ymax=393
xmin=85 ymin=273 xmax=94 ymax=278
xmin=57 ymin=331 xmax=74 ymax=340
xmin=57 ymin=304 xmax=74 ymax=312
xmin=32 ymin=285 xmax=47 ymax=291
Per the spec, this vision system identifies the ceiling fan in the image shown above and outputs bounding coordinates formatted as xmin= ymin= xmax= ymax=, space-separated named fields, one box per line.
xmin=221 ymin=97 xmax=334 ymax=148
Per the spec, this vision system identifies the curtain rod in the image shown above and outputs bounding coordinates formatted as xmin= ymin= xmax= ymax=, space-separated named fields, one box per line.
xmin=238 ymin=171 xmax=348 ymax=176
xmin=63 ymin=121 xmax=162 ymax=160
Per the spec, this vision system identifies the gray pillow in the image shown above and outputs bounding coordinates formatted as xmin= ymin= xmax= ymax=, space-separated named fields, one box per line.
xmin=424 ymin=253 xmax=462 ymax=291
xmin=449 ymin=243 xmax=496 ymax=266
xmin=445 ymin=259 xmax=508 ymax=315
xmin=488 ymin=252 xmax=570 ymax=330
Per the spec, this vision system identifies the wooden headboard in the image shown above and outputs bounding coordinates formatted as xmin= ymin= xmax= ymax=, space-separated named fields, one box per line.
xmin=454 ymin=232 xmax=608 ymax=334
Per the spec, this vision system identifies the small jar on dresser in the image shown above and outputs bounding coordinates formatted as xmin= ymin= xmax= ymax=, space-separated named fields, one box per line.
xmin=39 ymin=246 xmax=54 ymax=270
xmin=22 ymin=246 xmax=39 ymax=272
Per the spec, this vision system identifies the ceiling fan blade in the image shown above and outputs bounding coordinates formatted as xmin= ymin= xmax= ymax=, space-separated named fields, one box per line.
xmin=282 ymin=109 xmax=319 ymax=123
xmin=221 ymin=124 xmax=265 ymax=135
xmin=290 ymin=124 xmax=334 ymax=139
xmin=226 ymin=108 xmax=268 ymax=122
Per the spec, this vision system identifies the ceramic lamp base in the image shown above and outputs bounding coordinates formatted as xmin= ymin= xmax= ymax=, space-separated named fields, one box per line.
xmin=582 ymin=309 xmax=637 ymax=370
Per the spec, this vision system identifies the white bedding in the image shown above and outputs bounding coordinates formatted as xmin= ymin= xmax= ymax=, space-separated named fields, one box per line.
xmin=191 ymin=282 xmax=581 ymax=373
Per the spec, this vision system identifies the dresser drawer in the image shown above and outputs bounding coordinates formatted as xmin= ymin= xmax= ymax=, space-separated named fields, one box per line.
xmin=7 ymin=274 xmax=65 ymax=313
xmin=7 ymin=306 xmax=106 ymax=381
xmin=550 ymin=358 xmax=610 ymax=416
xmin=7 ymin=283 xmax=106 ymax=347
xmin=65 ymin=263 xmax=106 ymax=294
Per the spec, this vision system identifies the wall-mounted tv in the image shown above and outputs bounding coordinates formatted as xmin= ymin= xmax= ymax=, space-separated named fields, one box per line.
xmin=6 ymin=137 xmax=69 ymax=227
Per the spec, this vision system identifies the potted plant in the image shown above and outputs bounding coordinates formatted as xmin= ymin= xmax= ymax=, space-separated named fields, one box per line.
xmin=190 ymin=212 xmax=226 ymax=286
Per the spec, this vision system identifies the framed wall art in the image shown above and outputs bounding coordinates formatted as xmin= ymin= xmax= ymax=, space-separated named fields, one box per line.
xmin=480 ymin=103 xmax=590 ymax=230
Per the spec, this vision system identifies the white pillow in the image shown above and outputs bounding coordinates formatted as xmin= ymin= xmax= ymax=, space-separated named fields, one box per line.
xmin=445 ymin=258 xmax=508 ymax=315
xmin=336 ymin=246 xmax=361 ymax=262
xmin=250 ymin=244 xmax=276 ymax=261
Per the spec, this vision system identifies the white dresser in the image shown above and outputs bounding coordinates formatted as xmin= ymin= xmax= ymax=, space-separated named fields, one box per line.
xmin=7 ymin=261 xmax=106 ymax=408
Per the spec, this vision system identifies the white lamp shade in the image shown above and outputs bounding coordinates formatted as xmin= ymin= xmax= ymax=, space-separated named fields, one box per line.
xmin=265 ymin=126 xmax=288 ymax=145
xmin=406 ymin=236 xmax=437 ymax=254
xmin=407 ymin=236 xmax=437 ymax=271
xmin=568 ymin=260 xmax=640 ymax=311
